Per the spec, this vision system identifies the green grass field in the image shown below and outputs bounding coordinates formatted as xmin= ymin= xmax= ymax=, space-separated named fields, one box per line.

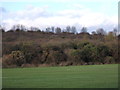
xmin=2 ymin=64 xmax=118 ymax=88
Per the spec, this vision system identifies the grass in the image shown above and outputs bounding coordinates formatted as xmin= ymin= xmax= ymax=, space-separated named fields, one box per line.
xmin=2 ymin=64 xmax=118 ymax=88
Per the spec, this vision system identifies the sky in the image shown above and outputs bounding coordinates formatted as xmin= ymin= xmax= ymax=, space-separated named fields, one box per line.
xmin=0 ymin=0 xmax=119 ymax=32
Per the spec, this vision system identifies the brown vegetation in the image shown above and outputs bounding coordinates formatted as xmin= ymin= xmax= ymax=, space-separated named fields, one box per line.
xmin=1 ymin=25 xmax=120 ymax=68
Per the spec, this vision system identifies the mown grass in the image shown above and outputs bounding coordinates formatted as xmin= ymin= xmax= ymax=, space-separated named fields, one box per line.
xmin=2 ymin=64 xmax=118 ymax=88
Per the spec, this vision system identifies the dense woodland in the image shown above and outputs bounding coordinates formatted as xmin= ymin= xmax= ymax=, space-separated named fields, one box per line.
xmin=1 ymin=24 xmax=120 ymax=68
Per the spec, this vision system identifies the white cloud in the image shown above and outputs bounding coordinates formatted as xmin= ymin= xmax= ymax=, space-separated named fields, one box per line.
xmin=1 ymin=4 xmax=118 ymax=32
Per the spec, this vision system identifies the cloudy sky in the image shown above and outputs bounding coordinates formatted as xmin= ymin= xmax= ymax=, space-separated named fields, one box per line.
xmin=0 ymin=0 xmax=119 ymax=32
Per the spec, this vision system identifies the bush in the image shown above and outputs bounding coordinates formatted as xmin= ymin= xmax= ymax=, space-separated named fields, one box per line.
xmin=43 ymin=45 xmax=67 ymax=65
xmin=16 ymin=43 xmax=43 ymax=64
xmin=46 ymin=51 xmax=66 ymax=65
xmin=2 ymin=50 xmax=25 ymax=67
xmin=104 ymin=56 xmax=115 ymax=64
xmin=2 ymin=30 xmax=118 ymax=67
xmin=96 ymin=44 xmax=111 ymax=63
xmin=70 ymin=43 xmax=98 ymax=63
xmin=3 ymin=54 xmax=15 ymax=68
xmin=11 ymin=51 xmax=26 ymax=66
xmin=77 ymin=42 xmax=90 ymax=49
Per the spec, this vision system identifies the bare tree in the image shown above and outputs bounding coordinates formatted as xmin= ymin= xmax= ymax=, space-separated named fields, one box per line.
xmin=96 ymin=28 xmax=106 ymax=35
xmin=71 ymin=26 xmax=77 ymax=34
xmin=11 ymin=24 xmax=26 ymax=32
xmin=55 ymin=27 xmax=61 ymax=34
xmin=66 ymin=26 xmax=71 ymax=33
xmin=51 ymin=26 xmax=55 ymax=33
xmin=81 ymin=27 xmax=87 ymax=33
xmin=46 ymin=27 xmax=51 ymax=32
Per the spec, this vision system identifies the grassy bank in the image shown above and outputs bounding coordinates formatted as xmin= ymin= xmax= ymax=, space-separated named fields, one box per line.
xmin=2 ymin=64 xmax=118 ymax=88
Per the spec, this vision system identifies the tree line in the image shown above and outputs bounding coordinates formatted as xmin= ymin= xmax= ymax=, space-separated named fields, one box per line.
xmin=0 ymin=24 xmax=118 ymax=35
xmin=1 ymin=24 xmax=120 ymax=68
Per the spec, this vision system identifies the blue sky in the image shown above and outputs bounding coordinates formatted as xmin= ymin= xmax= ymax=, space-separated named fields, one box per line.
xmin=1 ymin=0 xmax=118 ymax=15
xmin=0 ymin=0 xmax=119 ymax=32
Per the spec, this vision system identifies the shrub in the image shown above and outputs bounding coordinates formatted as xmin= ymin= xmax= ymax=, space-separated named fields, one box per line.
xmin=71 ymin=49 xmax=82 ymax=62
xmin=2 ymin=30 xmax=118 ymax=67
xmin=71 ymin=43 xmax=98 ymax=63
xmin=96 ymin=44 xmax=111 ymax=63
xmin=2 ymin=50 xmax=25 ymax=67
xmin=18 ymin=43 xmax=43 ymax=64
xmin=11 ymin=51 xmax=26 ymax=66
xmin=43 ymin=46 xmax=67 ymax=65
xmin=104 ymin=56 xmax=115 ymax=64
xmin=2 ymin=54 xmax=15 ymax=68
xmin=77 ymin=42 xmax=90 ymax=49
